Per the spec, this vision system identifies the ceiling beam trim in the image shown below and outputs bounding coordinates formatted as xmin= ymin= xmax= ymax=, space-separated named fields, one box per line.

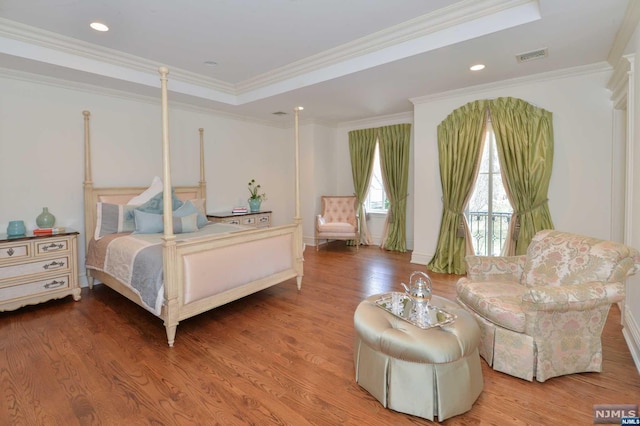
xmin=0 ymin=0 xmax=540 ymax=107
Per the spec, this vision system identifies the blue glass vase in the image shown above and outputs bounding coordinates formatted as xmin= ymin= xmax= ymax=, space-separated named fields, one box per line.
xmin=248 ymin=198 xmax=262 ymax=213
xmin=7 ymin=220 xmax=26 ymax=237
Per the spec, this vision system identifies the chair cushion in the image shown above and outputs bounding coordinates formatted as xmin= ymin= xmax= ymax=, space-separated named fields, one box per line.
xmin=321 ymin=196 xmax=357 ymax=226
xmin=456 ymin=279 xmax=527 ymax=333
xmin=317 ymin=222 xmax=356 ymax=233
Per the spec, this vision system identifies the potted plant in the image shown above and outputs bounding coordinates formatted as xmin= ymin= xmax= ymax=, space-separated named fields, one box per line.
xmin=248 ymin=179 xmax=267 ymax=212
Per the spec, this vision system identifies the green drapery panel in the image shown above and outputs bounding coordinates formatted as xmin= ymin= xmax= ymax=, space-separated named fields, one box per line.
xmin=349 ymin=128 xmax=377 ymax=245
xmin=489 ymin=97 xmax=554 ymax=255
xmin=428 ymin=100 xmax=488 ymax=274
xmin=378 ymin=123 xmax=411 ymax=252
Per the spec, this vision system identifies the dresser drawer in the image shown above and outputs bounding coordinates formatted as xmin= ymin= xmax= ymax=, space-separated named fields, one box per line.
xmin=0 ymin=242 xmax=30 ymax=261
xmin=208 ymin=211 xmax=272 ymax=228
xmin=257 ymin=214 xmax=270 ymax=226
xmin=36 ymin=239 xmax=70 ymax=255
xmin=0 ymin=275 xmax=70 ymax=300
xmin=0 ymin=256 xmax=70 ymax=280
xmin=242 ymin=216 xmax=256 ymax=225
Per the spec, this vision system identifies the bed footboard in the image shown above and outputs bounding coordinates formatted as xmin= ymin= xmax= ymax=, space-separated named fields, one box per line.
xmin=161 ymin=223 xmax=303 ymax=346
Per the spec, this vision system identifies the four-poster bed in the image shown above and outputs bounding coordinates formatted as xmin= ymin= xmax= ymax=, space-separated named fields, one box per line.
xmin=83 ymin=67 xmax=304 ymax=347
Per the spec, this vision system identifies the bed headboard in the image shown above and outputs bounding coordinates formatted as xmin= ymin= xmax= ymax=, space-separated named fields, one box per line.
xmin=82 ymin=111 xmax=206 ymax=251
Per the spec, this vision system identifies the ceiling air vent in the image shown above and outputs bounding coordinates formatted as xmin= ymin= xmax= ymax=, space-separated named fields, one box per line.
xmin=272 ymin=111 xmax=288 ymax=116
xmin=516 ymin=48 xmax=548 ymax=63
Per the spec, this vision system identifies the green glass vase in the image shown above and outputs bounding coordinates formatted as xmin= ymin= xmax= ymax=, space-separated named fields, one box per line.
xmin=36 ymin=207 xmax=56 ymax=228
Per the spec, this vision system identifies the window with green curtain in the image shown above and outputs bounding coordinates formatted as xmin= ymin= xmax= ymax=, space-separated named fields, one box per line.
xmin=428 ymin=100 xmax=488 ymax=274
xmin=348 ymin=128 xmax=377 ymax=245
xmin=378 ymin=123 xmax=411 ymax=252
xmin=428 ymin=97 xmax=555 ymax=274
xmin=489 ymin=97 xmax=554 ymax=255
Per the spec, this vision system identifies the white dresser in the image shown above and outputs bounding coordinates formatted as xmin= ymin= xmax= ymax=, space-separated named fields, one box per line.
xmin=207 ymin=211 xmax=272 ymax=228
xmin=0 ymin=230 xmax=81 ymax=311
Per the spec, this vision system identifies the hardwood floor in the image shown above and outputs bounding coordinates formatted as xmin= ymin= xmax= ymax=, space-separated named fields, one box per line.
xmin=1 ymin=243 xmax=638 ymax=425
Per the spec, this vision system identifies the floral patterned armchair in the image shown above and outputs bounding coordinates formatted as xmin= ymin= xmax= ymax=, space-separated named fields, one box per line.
xmin=315 ymin=196 xmax=359 ymax=251
xmin=456 ymin=230 xmax=640 ymax=382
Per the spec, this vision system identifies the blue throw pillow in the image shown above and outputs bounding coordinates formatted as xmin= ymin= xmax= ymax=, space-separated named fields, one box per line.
xmin=133 ymin=210 xmax=199 ymax=234
xmin=174 ymin=200 xmax=208 ymax=228
xmin=134 ymin=189 xmax=183 ymax=215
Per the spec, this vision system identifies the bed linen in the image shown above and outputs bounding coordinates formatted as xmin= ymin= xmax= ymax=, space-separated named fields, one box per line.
xmin=86 ymin=223 xmax=249 ymax=314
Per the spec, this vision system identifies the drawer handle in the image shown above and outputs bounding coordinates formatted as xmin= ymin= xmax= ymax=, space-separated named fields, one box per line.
xmin=43 ymin=261 xmax=65 ymax=270
xmin=259 ymin=217 xmax=269 ymax=222
xmin=229 ymin=220 xmax=240 ymax=225
xmin=42 ymin=243 xmax=64 ymax=252
xmin=6 ymin=248 xmax=14 ymax=256
xmin=44 ymin=280 xmax=65 ymax=289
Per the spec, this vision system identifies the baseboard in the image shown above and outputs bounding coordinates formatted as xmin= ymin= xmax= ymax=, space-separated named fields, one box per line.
xmin=305 ymin=236 xmax=414 ymax=250
xmin=622 ymin=307 xmax=640 ymax=375
xmin=410 ymin=251 xmax=432 ymax=265
xmin=79 ymin=272 xmax=89 ymax=288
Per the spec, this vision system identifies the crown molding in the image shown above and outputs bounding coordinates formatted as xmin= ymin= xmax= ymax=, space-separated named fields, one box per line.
xmin=238 ymin=0 xmax=538 ymax=91
xmin=410 ymin=62 xmax=612 ymax=105
xmin=336 ymin=111 xmax=414 ymax=129
xmin=0 ymin=0 xmax=539 ymax=107
xmin=608 ymin=54 xmax=634 ymax=105
xmin=0 ymin=18 xmax=236 ymax=96
xmin=235 ymin=0 xmax=540 ymax=101
xmin=0 ymin=66 xmax=285 ymax=128
xmin=607 ymin=0 xmax=640 ymax=67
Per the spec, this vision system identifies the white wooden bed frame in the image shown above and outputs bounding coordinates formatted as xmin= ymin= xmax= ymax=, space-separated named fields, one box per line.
xmin=83 ymin=67 xmax=304 ymax=347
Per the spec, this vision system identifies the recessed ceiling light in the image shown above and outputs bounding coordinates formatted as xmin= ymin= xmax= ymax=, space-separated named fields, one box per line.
xmin=90 ymin=22 xmax=109 ymax=32
xmin=470 ymin=64 xmax=485 ymax=71
xmin=294 ymin=106 xmax=304 ymax=111
xmin=203 ymin=61 xmax=217 ymax=66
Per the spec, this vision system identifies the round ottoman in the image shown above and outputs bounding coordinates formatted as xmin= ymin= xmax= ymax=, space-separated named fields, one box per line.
xmin=353 ymin=294 xmax=483 ymax=422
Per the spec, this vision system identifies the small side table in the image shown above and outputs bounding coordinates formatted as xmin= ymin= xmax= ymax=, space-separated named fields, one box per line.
xmin=0 ymin=229 xmax=81 ymax=311
xmin=207 ymin=211 xmax=271 ymax=228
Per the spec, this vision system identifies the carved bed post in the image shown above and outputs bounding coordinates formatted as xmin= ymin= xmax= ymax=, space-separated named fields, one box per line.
xmin=294 ymin=106 xmax=304 ymax=290
xmin=83 ymin=110 xmax=95 ymax=289
xmin=199 ymin=128 xmax=207 ymax=208
xmin=158 ymin=66 xmax=179 ymax=347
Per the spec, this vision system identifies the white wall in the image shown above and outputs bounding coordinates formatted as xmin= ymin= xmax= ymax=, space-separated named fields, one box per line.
xmin=410 ymin=66 xmax=615 ymax=264
xmin=0 ymin=71 xmax=294 ymax=286
xmin=297 ymin=122 xmax=338 ymax=245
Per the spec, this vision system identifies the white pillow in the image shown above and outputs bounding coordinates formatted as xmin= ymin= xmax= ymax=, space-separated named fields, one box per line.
xmin=127 ymin=176 xmax=163 ymax=205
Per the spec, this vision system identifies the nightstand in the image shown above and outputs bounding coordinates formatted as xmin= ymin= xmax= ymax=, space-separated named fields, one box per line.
xmin=0 ymin=230 xmax=81 ymax=311
xmin=207 ymin=211 xmax=272 ymax=228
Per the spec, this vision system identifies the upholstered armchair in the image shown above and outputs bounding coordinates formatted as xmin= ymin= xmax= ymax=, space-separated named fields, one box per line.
xmin=315 ymin=196 xmax=359 ymax=251
xmin=456 ymin=230 xmax=640 ymax=382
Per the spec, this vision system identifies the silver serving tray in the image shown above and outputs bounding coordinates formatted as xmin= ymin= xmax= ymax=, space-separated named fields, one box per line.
xmin=375 ymin=292 xmax=457 ymax=329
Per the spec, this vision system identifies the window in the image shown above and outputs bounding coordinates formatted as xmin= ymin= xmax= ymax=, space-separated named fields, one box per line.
xmin=465 ymin=122 xmax=513 ymax=256
xmin=364 ymin=142 xmax=389 ymax=213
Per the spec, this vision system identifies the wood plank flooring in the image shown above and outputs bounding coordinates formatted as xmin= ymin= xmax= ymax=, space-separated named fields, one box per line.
xmin=0 ymin=242 xmax=638 ymax=425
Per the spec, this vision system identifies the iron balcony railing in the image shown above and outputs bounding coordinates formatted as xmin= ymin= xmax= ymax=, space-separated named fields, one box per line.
xmin=466 ymin=211 xmax=512 ymax=256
